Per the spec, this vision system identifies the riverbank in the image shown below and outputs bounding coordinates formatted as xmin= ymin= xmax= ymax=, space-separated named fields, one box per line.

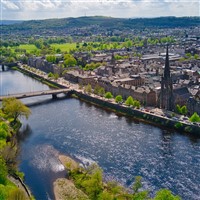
xmin=54 ymin=155 xmax=181 ymax=200
xmin=14 ymin=64 xmax=200 ymax=135
xmin=0 ymin=99 xmax=33 ymax=199
xmin=54 ymin=155 xmax=89 ymax=200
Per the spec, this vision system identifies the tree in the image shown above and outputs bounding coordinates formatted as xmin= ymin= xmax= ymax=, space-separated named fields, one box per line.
xmin=105 ymin=92 xmax=113 ymax=99
xmin=115 ymin=95 xmax=123 ymax=103
xmin=189 ymin=112 xmax=200 ymax=123
xmin=99 ymin=88 xmax=105 ymax=97
xmin=176 ymin=104 xmax=182 ymax=114
xmin=125 ymin=96 xmax=134 ymax=106
xmin=154 ymin=189 xmax=181 ymax=200
xmin=93 ymin=85 xmax=101 ymax=95
xmin=0 ymin=157 xmax=8 ymax=185
xmin=181 ymin=105 xmax=187 ymax=115
xmin=46 ymin=55 xmax=56 ymax=63
xmin=134 ymin=100 xmax=141 ymax=109
xmin=64 ymin=54 xmax=77 ymax=67
xmin=84 ymin=84 xmax=92 ymax=95
xmin=2 ymin=98 xmax=31 ymax=125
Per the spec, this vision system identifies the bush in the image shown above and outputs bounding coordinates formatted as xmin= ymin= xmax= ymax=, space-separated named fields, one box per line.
xmin=125 ymin=96 xmax=134 ymax=106
xmin=105 ymin=92 xmax=113 ymax=99
xmin=115 ymin=95 xmax=123 ymax=103
xmin=189 ymin=112 xmax=200 ymax=122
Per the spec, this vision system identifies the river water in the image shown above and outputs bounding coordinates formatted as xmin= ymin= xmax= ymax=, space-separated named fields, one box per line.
xmin=1 ymin=67 xmax=200 ymax=200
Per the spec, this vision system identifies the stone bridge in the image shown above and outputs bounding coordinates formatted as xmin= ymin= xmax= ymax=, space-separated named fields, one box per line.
xmin=0 ymin=89 xmax=73 ymax=101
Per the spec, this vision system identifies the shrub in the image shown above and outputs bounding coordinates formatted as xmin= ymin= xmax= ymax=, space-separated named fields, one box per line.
xmin=105 ymin=92 xmax=113 ymax=99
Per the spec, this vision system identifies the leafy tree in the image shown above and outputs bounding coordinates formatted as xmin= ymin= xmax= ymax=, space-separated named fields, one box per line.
xmin=0 ymin=157 xmax=8 ymax=185
xmin=115 ymin=95 xmax=123 ymax=103
xmin=105 ymin=92 xmax=113 ymax=99
xmin=2 ymin=98 xmax=31 ymax=124
xmin=54 ymin=73 xmax=59 ymax=80
xmin=181 ymin=105 xmax=187 ymax=115
xmin=125 ymin=96 xmax=134 ymax=106
xmin=93 ymin=85 xmax=101 ymax=95
xmin=189 ymin=112 xmax=200 ymax=122
xmin=46 ymin=55 xmax=56 ymax=63
xmin=99 ymin=88 xmax=105 ymax=97
xmin=82 ymin=167 xmax=103 ymax=199
xmin=64 ymin=54 xmax=77 ymax=67
xmin=134 ymin=100 xmax=141 ymax=109
xmin=154 ymin=189 xmax=181 ymax=200
xmin=194 ymin=54 xmax=199 ymax=60
xmin=84 ymin=84 xmax=92 ymax=95
xmin=48 ymin=72 xmax=54 ymax=78
xmin=176 ymin=105 xmax=187 ymax=115
xmin=176 ymin=105 xmax=182 ymax=114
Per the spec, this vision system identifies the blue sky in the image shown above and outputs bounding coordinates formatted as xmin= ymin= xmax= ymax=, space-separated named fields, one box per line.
xmin=1 ymin=0 xmax=199 ymax=20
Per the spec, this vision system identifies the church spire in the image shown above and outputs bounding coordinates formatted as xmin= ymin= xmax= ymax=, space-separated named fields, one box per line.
xmin=164 ymin=44 xmax=170 ymax=79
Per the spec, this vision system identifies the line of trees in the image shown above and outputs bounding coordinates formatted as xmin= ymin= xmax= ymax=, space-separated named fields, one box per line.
xmin=0 ymin=98 xmax=31 ymax=200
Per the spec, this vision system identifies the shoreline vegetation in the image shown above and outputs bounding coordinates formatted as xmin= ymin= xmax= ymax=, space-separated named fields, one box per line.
xmin=0 ymin=97 xmax=33 ymax=199
xmin=54 ymin=154 xmax=181 ymax=200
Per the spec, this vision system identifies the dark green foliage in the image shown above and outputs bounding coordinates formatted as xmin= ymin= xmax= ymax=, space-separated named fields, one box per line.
xmin=174 ymin=122 xmax=183 ymax=129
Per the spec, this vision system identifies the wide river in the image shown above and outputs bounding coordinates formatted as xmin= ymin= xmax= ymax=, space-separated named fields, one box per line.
xmin=1 ymin=66 xmax=200 ymax=200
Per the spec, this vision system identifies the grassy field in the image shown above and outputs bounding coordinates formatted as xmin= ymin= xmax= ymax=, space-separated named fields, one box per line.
xmin=10 ymin=44 xmax=38 ymax=53
xmin=19 ymin=44 xmax=38 ymax=52
xmin=51 ymin=43 xmax=77 ymax=53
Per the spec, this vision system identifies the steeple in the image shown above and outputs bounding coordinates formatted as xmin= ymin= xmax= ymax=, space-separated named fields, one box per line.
xmin=158 ymin=44 xmax=174 ymax=111
xmin=164 ymin=44 xmax=170 ymax=79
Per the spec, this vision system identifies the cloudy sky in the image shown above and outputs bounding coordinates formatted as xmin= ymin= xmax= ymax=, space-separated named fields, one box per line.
xmin=1 ymin=0 xmax=199 ymax=20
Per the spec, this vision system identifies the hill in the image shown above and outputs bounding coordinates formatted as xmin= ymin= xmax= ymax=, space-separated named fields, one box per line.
xmin=1 ymin=16 xmax=200 ymax=35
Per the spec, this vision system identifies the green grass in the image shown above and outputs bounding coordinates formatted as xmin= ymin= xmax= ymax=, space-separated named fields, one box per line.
xmin=51 ymin=43 xmax=77 ymax=53
xmin=10 ymin=44 xmax=38 ymax=54
xmin=19 ymin=44 xmax=38 ymax=52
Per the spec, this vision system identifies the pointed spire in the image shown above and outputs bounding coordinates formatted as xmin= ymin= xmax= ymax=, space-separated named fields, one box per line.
xmin=164 ymin=44 xmax=170 ymax=79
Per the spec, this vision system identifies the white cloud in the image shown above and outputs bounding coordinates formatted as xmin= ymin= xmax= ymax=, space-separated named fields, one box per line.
xmin=1 ymin=0 xmax=199 ymax=20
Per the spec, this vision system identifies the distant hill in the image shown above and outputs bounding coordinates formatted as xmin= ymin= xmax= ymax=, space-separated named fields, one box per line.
xmin=1 ymin=16 xmax=200 ymax=34
xmin=1 ymin=20 xmax=24 ymax=25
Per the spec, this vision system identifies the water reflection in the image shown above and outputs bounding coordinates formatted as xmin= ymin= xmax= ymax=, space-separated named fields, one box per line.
xmin=18 ymin=124 xmax=33 ymax=142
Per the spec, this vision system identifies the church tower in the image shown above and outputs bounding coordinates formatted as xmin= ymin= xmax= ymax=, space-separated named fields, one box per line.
xmin=159 ymin=45 xmax=174 ymax=111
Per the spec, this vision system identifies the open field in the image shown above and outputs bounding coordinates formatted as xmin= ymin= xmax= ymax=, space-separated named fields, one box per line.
xmin=51 ymin=43 xmax=77 ymax=52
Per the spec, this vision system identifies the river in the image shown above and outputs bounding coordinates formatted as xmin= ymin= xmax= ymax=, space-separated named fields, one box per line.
xmin=1 ymin=67 xmax=200 ymax=200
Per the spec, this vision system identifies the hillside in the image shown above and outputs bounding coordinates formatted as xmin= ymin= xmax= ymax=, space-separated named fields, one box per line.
xmin=1 ymin=16 xmax=200 ymax=35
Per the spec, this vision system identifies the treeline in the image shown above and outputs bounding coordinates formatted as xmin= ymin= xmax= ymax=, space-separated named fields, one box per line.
xmin=1 ymin=16 xmax=199 ymax=33
xmin=0 ymin=98 xmax=32 ymax=200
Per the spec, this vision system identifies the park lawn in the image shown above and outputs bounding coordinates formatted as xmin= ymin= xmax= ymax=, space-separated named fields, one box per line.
xmin=51 ymin=43 xmax=77 ymax=53
xmin=19 ymin=44 xmax=38 ymax=53
xmin=10 ymin=44 xmax=38 ymax=54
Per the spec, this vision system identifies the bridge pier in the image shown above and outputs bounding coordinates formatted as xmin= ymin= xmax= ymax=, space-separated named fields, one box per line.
xmin=52 ymin=94 xmax=57 ymax=99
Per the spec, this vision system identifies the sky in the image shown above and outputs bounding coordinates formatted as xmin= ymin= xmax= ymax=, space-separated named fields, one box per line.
xmin=1 ymin=0 xmax=200 ymax=20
